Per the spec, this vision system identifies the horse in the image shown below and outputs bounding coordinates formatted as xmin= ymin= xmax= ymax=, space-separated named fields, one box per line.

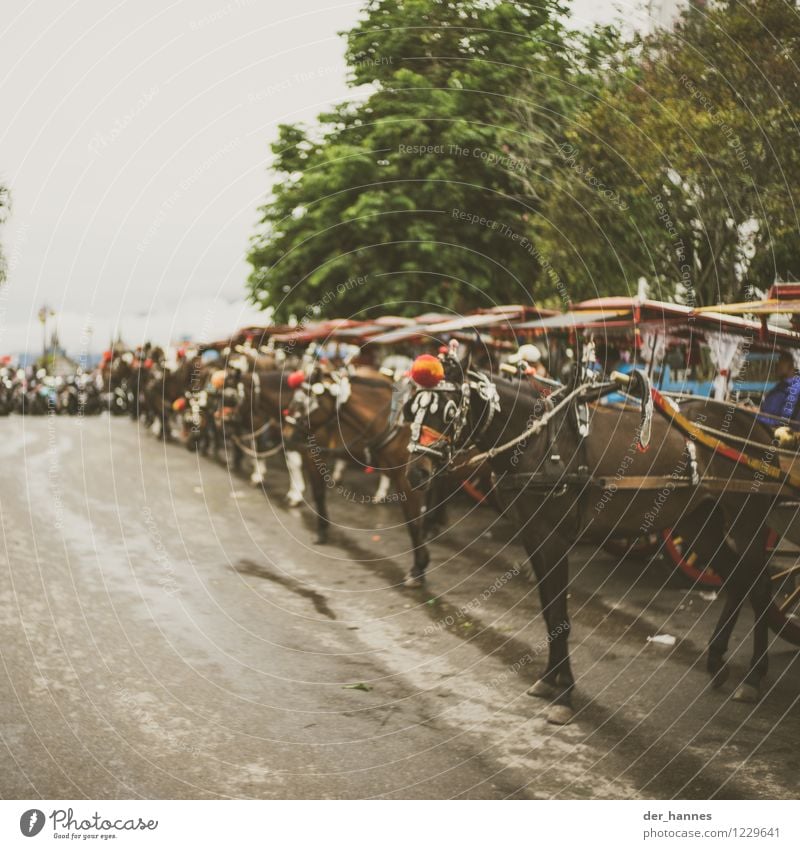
xmin=174 ymin=359 xmax=224 ymax=455
xmin=283 ymin=363 xmax=430 ymax=579
xmin=402 ymin=350 xmax=781 ymax=725
xmin=226 ymin=368 xmax=305 ymax=499
xmin=142 ymin=352 xmax=202 ymax=442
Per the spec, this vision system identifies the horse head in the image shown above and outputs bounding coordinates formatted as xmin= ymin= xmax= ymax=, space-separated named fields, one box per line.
xmin=283 ymin=363 xmax=352 ymax=441
xmin=402 ymin=345 xmax=501 ymax=468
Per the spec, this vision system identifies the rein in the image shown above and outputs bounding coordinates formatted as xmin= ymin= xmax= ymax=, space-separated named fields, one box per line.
xmin=446 ymin=375 xmax=631 ymax=472
xmin=231 ymin=433 xmax=284 ymax=460
xmin=449 ymin=382 xmax=588 ymax=471
xmin=231 ymin=416 xmax=282 ymax=459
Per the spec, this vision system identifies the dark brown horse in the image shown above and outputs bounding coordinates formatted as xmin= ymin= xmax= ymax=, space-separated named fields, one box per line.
xmin=143 ymin=353 xmax=202 ymax=442
xmin=403 ymin=351 xmax=780 ymax=725
xmin=283 ymin=364 xmax=430 ymax=578
xmin=225 ymin=369 xmax=289 ymax=486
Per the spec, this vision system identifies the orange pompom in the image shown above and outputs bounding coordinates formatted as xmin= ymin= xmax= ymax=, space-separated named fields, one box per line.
xmin=287 ymin=370 xmax=306 ymax=389
xmin=411 ymin=354 xmax=445 ymax=388
xmin=172 ymin=397 xmax=187 ymax=412
xmin=210 ymin=370 xmax=226 ymax=390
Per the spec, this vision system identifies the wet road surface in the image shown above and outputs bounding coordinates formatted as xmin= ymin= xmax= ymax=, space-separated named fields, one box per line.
xmin=1 ymin=416 xmax=798 ymax=799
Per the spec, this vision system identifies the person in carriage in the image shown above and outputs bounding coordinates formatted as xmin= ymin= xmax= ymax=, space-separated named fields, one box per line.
xmin=758 ymin=349 xmax=800 ymax=429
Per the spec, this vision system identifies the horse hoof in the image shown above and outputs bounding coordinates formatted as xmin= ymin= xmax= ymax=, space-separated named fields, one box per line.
xmin=546 ymin=704 xmax=574 ymax=726
xmin=286 ymin=496 xmax=303 ymax=507
xmin=314 ymin=535 xmax=328 ymax=545
xmin=732 ymin=683 xmax=760 ymax=703
xmin=710 ymin=664 xmax=729 ymax=689
xmin=404 ymin=574 xmax=424 ymax=589
xmin=527 ymin=679 xmax=559 ymax=700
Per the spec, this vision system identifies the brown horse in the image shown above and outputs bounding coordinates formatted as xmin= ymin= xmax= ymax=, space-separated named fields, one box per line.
xmin=143 ymin=353 xmax=202 ymax=442
xmin=403 ymin=351 xmax=781 ymax=725
xmin=283 ymin=364 xmax=430 ymax=578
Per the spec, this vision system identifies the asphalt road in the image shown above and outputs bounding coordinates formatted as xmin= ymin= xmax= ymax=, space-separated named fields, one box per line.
xmin=1 ymin=415 xmax=798 ymax=799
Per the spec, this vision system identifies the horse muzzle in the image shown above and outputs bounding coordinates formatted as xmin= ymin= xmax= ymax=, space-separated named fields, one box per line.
xmin=408 ymin=425 xmax=450 ymax=462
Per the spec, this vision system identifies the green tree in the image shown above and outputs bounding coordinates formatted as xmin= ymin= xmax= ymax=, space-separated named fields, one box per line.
xmin=535 ymin=0 xmax=800 ymax=307
xmin=247 ymin=0 xmax=618 ymax=320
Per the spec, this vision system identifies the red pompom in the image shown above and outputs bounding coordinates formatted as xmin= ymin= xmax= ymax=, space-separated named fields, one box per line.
xmin=144 ymin=358 xmax=153 ymax=369
xmin=287 ymin=370 xmax=306 ymax=389
xmin=102 ymin=350 xmax=113 ymax=362
xmin=411 ymin=354 xmax=445 ymax=388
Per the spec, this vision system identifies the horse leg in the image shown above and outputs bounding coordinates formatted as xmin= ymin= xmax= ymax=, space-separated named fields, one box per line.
xmin=331 ymin=458 xmax=346 ymax=485
xmin=393 ymin=471 xmax=430 ymax=588
xmin=303 ymin=452 xmax=330 ymax=544
xmin=421 ymin=476 xmax=450 ymax=539
xmin=681 ymin=507 xmax=743 ymax=688
xmin=523 ymin=534 xmax=574 ymax=725
xmin=250 ymin=458 xmax=266 ymax=486
xmin=230 ymin=438 xmax=243 ymax=473
xmin=733 ymin=573 xmax=772 ymax=703
xmin=286 ymin=450 xmax=305 ymax=506
xmin=373 ymin=474 xmax=391 ymax=503
xmin=209 ymin=417 xmax=219 ymax=459
xmin=707 ymin=589 xmax=744 ymax=688
xmin=162 ymin=409 xmax=172 ymax=442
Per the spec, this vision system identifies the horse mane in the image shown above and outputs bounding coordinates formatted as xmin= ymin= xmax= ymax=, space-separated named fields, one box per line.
xmin=349 ymin=366 xmax=393 ymax=391
xmin=474 ymin=369 xmax=548 ymax=416
xmin=350 ymin=372 xmax=393 ymax=391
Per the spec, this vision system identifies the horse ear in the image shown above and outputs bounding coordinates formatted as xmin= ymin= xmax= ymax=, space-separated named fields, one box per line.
xmin=401 ymin=395 xmax=415 ymax=422
xmin=461 ymin=346 xmax=473 ymax=375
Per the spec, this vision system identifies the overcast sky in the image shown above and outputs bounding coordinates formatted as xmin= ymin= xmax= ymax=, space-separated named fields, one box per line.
xmin=0 ymin=0 xmax=640 ymax=354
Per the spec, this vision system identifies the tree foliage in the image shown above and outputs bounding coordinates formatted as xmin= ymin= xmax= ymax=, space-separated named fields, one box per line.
xmin=535 ymin=0 xmax=800 ymax=307
xmin=248 ymin=0 xmax=800 ymax=318
xmin=247 ymin=0 xmax=617 ymax=320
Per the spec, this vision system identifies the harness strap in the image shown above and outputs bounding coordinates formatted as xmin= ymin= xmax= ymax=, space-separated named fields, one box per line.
xmin=451 ymin=383 xmax=589 ymax=470
xmin=230 ymin=434 xmax=284 ymax=460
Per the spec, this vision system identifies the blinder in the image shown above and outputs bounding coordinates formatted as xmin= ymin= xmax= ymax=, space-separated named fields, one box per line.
xmin=406 ymin=368 xmax=500 ymax=463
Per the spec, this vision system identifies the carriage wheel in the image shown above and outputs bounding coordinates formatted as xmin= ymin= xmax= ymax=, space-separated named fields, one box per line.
xmin=662 ymin=529 xmax=723 ymax=588
xmin=766 ymin=530 xmax=800 ymax=646
xmin=601 ymin=534 xmax=660 ymax=560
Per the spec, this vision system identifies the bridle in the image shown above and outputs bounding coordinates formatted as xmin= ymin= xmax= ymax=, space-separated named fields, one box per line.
xmin=284 ymin=367 xmax=352 ymax=434
xmin=404 ymin=353 xmax=625 ymax=472
xmin=285 ymin=366 xmax=398 ymax=459
xmin=407 ymin=366 xmax=500 ymax=464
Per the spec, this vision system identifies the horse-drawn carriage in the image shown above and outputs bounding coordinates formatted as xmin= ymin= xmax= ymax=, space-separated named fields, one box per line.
xmin=103 ymin=297 xmax=799 ymax=726
xmin=495 ymin=296 xmax=799 ymax=638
